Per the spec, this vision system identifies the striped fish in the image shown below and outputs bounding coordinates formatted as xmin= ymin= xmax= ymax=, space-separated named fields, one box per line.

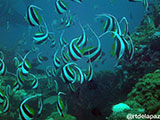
xmin=13 ymin=81 xmax=20 ymax=92
xmin=87 ymin=62 xmax=94 ymax=81
xmin=55 ymin=0 xmax=68 ymax=14
xmin=97 ymin=14 xmax=122 ymax=36
xmin=57 ymin=92 xmax=66 ymax=117
xmin=0 ymin=59 xmax=7 ymax=76
xmin=61 ymin=63 xmax=77 ymax=84
xmin=61 ymin=45 xmax=70 ymax=64
xmin=48 ymin=34 xmax=56 ymax=48
xmin=19 ymin=94 xmax=42 ymax=120
xmin=59 ymin=31 xmax=67 ymax=47
xmin=16 ymin=69 xmax=25 ymax=87
xmin=31 ymin=77 xmax=39 ymax=89
xmin=113 ymin=32 xmax=126 ymax=61
xmin=2 ymin=96 xmax=10 ymax=113
xmin=68 ymin=38 xmax=83 ymax=61
xmin=120 ymin=17 xmax=129 ymax=36
xmin=53 ymin=50 xmax=61 ymax=69
xmin=76 ymin=23 xmax=87 ymax=47
xmin=0 ymin=90 xmax=5 ymax=104
xmin=74 ymin=66 xmax=85 ymax=84
xmin=33 ymin=20 xmax=49 ymax=45
xmin=26 ymin=5 xmax=42 ymax=26
xmin=126 ymin=35 xmax=134 ymax=60
xmin=17 ymin=50 xmax=31 ymax=75
xmin=83 ymin=25 xmax=102 ymax=63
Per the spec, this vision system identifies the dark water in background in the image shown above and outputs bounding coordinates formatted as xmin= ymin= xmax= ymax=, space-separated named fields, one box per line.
xmin=0 ymin=0 xmax=145 ymax=71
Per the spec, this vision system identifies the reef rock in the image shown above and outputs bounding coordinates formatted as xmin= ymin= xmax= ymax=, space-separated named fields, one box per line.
xmin=107 ymin=69 xmax=160 ymax=120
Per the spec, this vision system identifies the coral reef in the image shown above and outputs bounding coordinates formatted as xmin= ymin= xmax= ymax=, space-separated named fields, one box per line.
xmin=107 ymin=69 xmax=160 ymax=120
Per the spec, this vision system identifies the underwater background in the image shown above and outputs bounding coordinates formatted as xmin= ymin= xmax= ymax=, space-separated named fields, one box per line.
xmin=0 ymin=0 xmax=160 ymax=120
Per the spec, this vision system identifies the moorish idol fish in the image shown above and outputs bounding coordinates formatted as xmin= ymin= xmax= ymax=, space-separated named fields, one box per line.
xmin=74 ymin=65 xmax=85 ymax=84
xmin=55 ymin=0 xmax=68 ymax=14
xmin=53 ymin=50 xmax=61 ymax=69
xmin=16 ymin=68 xmax=25 ymax=87
xmin=119 ymin=17 xmax=129 ymax=36
xmin=0 ymin=90 xmax=5 ymax=104
xmin=126 ymin=35 xmax=134 ymax=60
xmin=61 ymin=62 xmax=77 ymax=84
xmin=33 ymin=19 xmax=49 ymax=45
xmin=61 ymin=45 xmax=70 ymax=64
xmin=57 ymin=92 xmax=66 ymax=117
xmin=68 ymin=38 xmax=83 ymax=61
xmin=54 ymin=80 xmax=59 ymax=93
xmin=96 ymin=14 xmax=122 ymax=36
xmin=31 ymin=76 xmax=39 ymax=89
xmin=76 ymin=23 xmax=87 ymax=47
xmin=48 ymin=34 xmax=56 ymax=48
xmin=59 ymin=31 xmax=67 ymax=47
xmin=87 ymin=62 xmax=94 ymax=81
xmin=83 ymin=25 xmax=102 ymax=63
xmin=2 ymin=95 xmax=10 ymax=113
xmin=17 ymin=50 xmax=31 ymax=75
xmin=26 ymin=5 xmax=42 ymax=26
xmin=19 ymin=94 xmax=42 ymax=120
xmin=0 ymin=58 xmax=7 ymax=76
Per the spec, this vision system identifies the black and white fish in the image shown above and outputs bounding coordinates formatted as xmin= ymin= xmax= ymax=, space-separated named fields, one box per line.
xmin=33 ymin=20 xmax=49 ymax=45
xmin=83 ymin=25 xmax=102 ymax=63
xmin=76 ymin=23 xmax=87 ymax=47
xmin=25 ymin=5 xmax=42 ymax=26
xmin=53 ymin=50 xmax=61 ymax=69
xmin=0 ymin=58 xmax=7 ymax=76
xmin=68 ymin=38 xmax=83 ymax=61
xmin=55 ymin=0 xmax=68 ymax=14
xmin=57 ymin=92 xmax=66 ymax=117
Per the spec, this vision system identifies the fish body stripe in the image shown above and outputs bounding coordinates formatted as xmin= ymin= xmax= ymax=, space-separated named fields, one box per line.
xmin=32 ymin=79 xmax=38 ymax=89
xmin=57 ymin=101 xmax=63 ymax=116
xmin=69 ymin=39 xmax=82 ymax=61
xmin=87 ymin=49 xmax=102 ymax=63
xmin=87 ymin=63 xmax=93 ymax=81
xmin=20 ymin=104 xmax=33 ymax=120
xmin=56 ymin=0 xmax=67 ymax=14
xmin=0 ymin=59 xmax=6 ymax=76
xmin=3 ymin=96 xmax=9 ymax=113
xmin=27 ymin=6 xmax=40 ymax=26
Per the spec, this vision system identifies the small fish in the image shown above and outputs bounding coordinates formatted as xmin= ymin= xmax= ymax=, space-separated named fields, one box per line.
xmin=48 ymin=34 xmax=56 ymax=48
xmin=13 ymin=57 xmax=20 ymax=68
xmin=59 ymin=31 xmax=67 ymax=47
xmin=97 ymin=14 xmax=122 ymax=36
xmin=61 ymin=45 xmax=70 ymax=64
xmin=119 ymin=17 xmax=129 ymax=36
xmin=126 ymin=35 xmax=134 ymax=60
xmin=55 ymin=0 xmax=68 ymax=14
xmin=74 ymin=65 xmax=85 ymax=84
xmin=54 ymin=80 xmax=59 ymax=93
xmin=0 ymin=90 xmax=5 ymax=104
xmin=83 ymin=25 xmax=102 ymax=63
xmin=87 ymin=62 xmax=94 ymax=81
xmin=61 ymin=63 xmax=77 ymax=84
xmin=57 ymin=92 xmax=66 ymax=117
xmin=25 ymin=5 xmax=42 ymax=26
xmin=68 ymin=38 xmax=83 ymax=61
xmin=16 ymin=69 xmax=25 ymax=87
xmin=19 ymin=94 xmax=42 ymax=120
xmin=31 ymin=77 xmax=39 ymax=89
xmin=2 ymin=95 xmax=10 ymax=113
xmin=53 ymin=50 xmax=61 ymax=69
xmin=33 ymin=19 xmax=49 ymax=45
xmin=76 ymin=23 xmax=87 ymax=47
xmin=37 ymin=52 xmax=48 ymax=64
xmin=0 ymin=58 xmax=7 ymax=76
